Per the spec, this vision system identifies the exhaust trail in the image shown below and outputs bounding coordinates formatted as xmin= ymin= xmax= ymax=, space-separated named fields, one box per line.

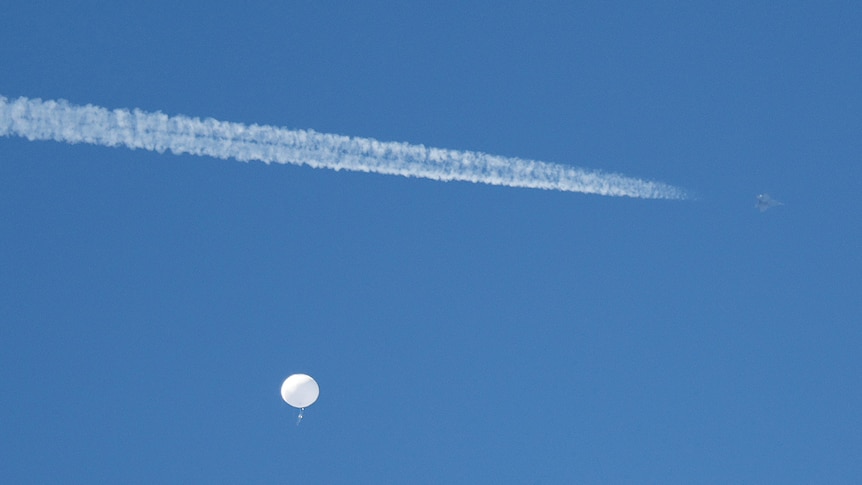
xmin=0 ymin=96 xmax=687 ymax=199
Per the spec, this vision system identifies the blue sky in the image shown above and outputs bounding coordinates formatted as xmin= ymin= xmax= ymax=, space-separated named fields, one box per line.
xmin=1 ymin=1 xmax=860 ymax=483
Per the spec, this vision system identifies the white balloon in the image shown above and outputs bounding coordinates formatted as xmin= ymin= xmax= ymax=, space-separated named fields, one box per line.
xmin=281 ymin=374 xmax=319 ymax=408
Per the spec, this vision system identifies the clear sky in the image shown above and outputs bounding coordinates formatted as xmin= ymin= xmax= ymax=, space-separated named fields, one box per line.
xmin=1 ymin=1 xmax=860 ymax=483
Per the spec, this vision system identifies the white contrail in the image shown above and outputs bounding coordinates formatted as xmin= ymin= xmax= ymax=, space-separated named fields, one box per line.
xmin=0 ymin=95 xmax=687 ymax=199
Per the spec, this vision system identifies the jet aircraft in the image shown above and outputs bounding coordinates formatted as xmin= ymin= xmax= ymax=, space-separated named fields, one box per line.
xmin=756 ymin=193 xmax=783 ymax=212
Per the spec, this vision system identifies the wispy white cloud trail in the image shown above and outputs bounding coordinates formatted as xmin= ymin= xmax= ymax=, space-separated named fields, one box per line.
xmin=0 ymin=96 xmax=687 ymax=199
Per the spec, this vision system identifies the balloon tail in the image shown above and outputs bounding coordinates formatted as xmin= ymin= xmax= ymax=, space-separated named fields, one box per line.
xmin=296 ymin=408 xmax=304 ymax=426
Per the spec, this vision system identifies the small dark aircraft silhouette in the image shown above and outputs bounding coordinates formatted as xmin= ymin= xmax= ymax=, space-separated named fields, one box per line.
xmin=756 ymin=194 xmax=783 ymax=212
